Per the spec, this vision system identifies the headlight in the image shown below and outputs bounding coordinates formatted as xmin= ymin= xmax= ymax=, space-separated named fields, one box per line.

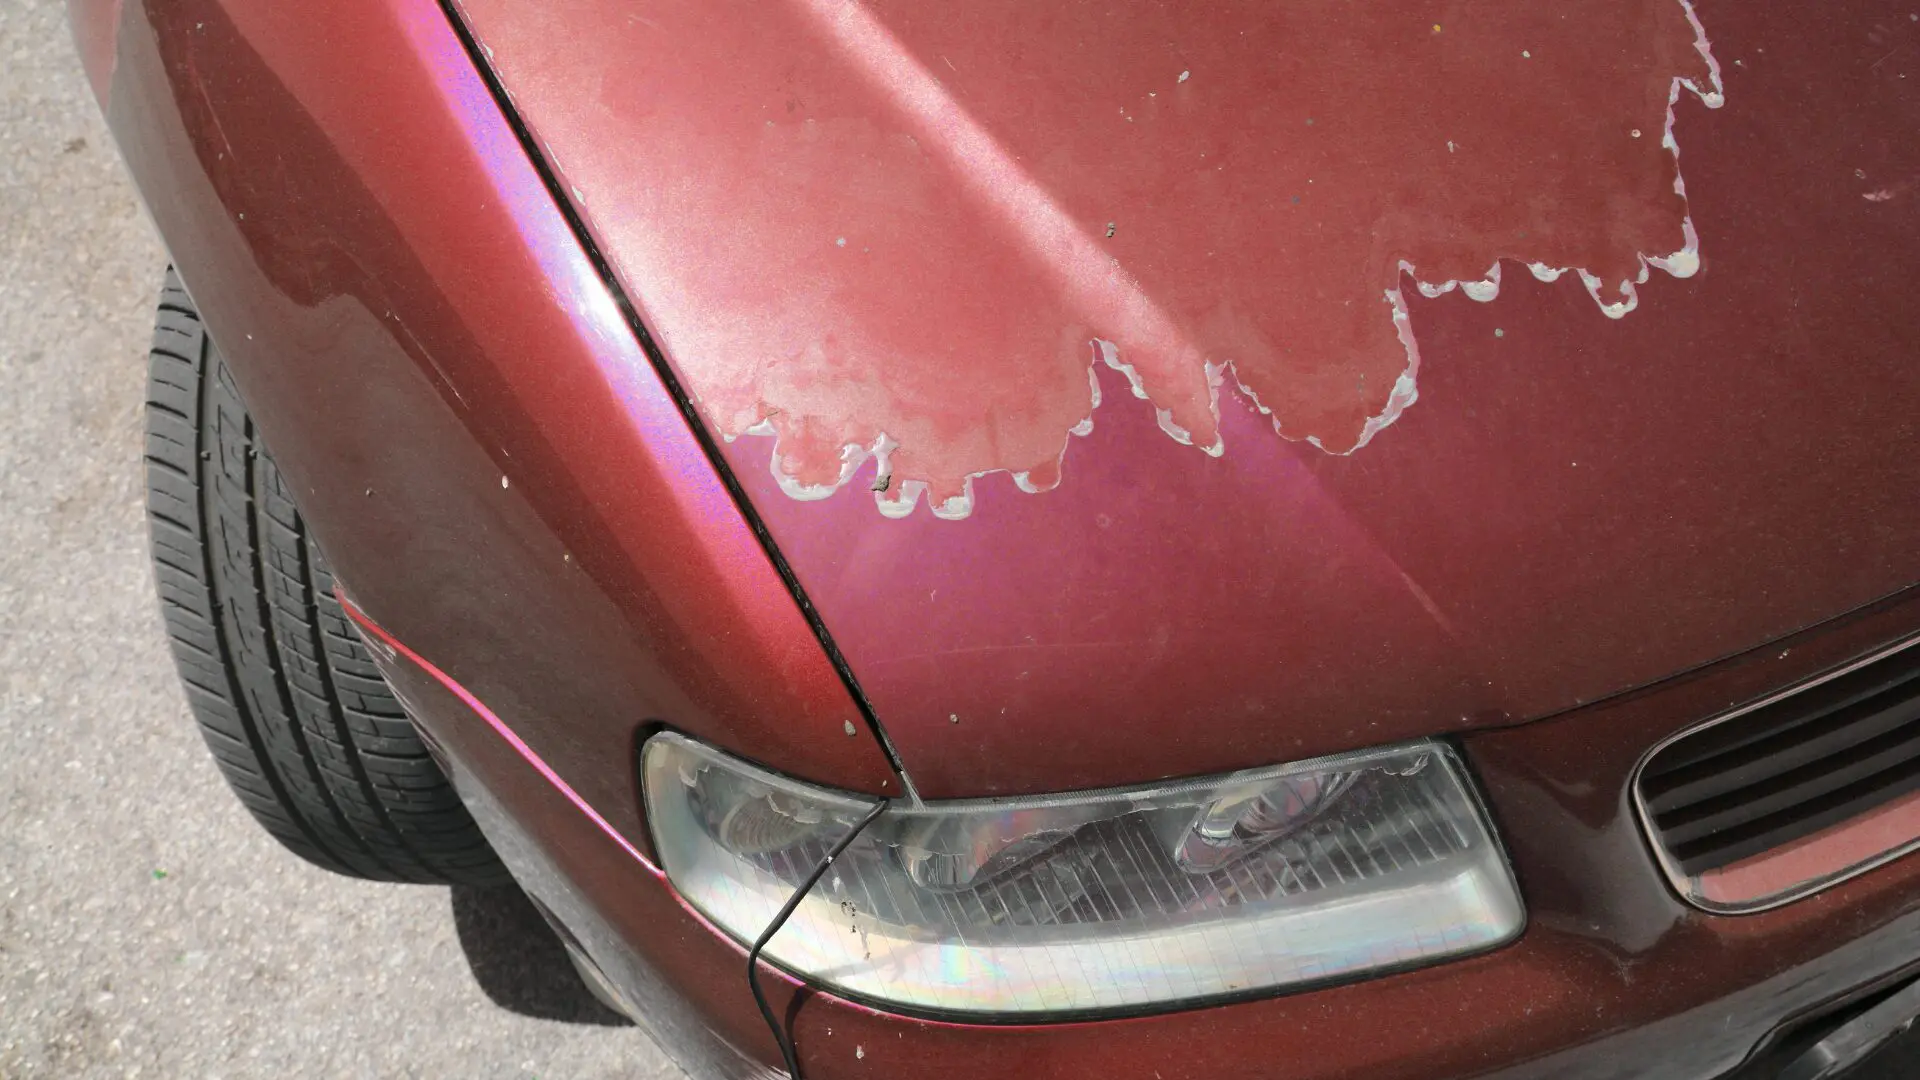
xmin=642 ymin=732 xmax=1523 ymax=1015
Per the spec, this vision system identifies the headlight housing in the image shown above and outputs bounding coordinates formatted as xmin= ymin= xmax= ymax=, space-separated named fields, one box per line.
xmin=643 ymin=732 xmax=1523 ymax=1016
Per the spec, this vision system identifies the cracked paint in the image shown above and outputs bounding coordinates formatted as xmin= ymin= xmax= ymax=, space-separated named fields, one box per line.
xmin=468 ymin=0 xmax=1725 ymax=520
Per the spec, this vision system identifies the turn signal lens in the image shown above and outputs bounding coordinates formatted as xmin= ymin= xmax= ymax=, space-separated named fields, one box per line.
xmin=643 ymin=733 xmax=1523 ymax=1015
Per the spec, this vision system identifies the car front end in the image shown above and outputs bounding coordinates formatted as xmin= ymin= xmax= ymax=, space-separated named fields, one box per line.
xmin=70 ymin=0 xmax=1920 ymax=1076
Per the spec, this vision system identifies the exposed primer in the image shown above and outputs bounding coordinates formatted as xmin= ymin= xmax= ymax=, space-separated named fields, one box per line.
xmin=1095 ymin=339 xmax=1226 ymax=457
xmin=574 ymin=0 xmax=1728 ymax=520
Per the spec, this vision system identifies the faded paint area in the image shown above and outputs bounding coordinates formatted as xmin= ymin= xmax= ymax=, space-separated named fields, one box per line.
xmin=463 ymin=0 xmax=1721 ymax=517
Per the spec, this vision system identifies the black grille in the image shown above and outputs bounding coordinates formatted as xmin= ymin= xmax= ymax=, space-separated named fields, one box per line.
xmin=1638 ymin=640 xmax=1920 ymax=877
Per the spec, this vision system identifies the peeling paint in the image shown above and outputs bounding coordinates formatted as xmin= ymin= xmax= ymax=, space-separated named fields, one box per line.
xmin=506 ymin=0 xmax=1727 ymax=520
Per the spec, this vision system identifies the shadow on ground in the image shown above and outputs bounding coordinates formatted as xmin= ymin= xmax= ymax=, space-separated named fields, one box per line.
xmin=450 ymin=885 xmax=630 ymax=1028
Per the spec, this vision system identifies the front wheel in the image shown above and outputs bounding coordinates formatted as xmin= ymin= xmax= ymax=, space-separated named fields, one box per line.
xmin=143 ymin=268 xmax=506 ymax=885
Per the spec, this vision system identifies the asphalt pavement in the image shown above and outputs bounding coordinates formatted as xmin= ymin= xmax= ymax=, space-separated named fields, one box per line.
xmin=3 ymin=3 xmax=1918 ymax=1080
xmin=0 ymin=3 xmax=673 ymax=1077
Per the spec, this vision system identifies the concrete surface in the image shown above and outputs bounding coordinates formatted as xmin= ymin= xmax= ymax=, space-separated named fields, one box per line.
xmin=3 ymin=3 xmax=1919 ymax=1080
xmin=0 ymin=3 xmax=673 ymax=1077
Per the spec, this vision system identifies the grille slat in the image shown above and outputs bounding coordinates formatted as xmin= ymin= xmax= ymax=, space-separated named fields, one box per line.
xmin=1644 ymin=692 xmax=1920 ymax=818
xmin=1657 ymin=727 xmax=1920 ymax=846
xmin=1638 ymin=639 xmax=1920 ymax=879
xmin=1642 ymin=660 xmax=1920 ymax=780
xmin=1664 ymin=756 xmax=1920 ymax=872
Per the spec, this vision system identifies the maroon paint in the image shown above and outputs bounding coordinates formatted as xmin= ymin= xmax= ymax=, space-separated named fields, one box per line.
xmin=341 ymin=594 xmax=652 ymax=867
xmin=85 ymin=0 xmax=904 ymax=859
xmin=455 ymin=0 xmax=1920 ymax=798
xmin=365 ymin=592 xmax=1920 ymax=1079
xmin=73 ymin=0 xmax=1920 ymax=1072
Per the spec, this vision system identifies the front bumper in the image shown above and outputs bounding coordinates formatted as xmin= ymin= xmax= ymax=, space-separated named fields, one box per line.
xmin=357 ymin=589 xmax=1920 ymax=1080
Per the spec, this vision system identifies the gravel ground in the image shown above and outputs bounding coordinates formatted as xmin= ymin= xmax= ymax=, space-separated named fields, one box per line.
xmin=0 ymin=3 xmax=671 ymax=1077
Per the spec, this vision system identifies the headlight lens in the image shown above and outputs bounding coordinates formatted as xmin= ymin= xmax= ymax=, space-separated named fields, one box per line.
xmin=643 ymin=732 xmax=1522 ymax=1015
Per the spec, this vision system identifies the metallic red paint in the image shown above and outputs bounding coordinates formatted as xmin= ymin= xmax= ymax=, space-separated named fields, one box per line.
xmin=91 ymin=0 xmax=904 ymax=859
xmin=453 ymin=0 xmax=1920 ymax=798
xmin=341 ymin=594 xmax=652 ymax=867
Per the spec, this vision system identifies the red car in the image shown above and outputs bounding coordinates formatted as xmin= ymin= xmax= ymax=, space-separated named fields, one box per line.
xmin=72 ymin=0 xmax=1920 ymax=1076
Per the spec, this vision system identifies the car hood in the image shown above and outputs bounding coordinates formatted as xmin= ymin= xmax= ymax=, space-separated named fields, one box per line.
xmin=455 ymin=0 xmax=1920 ymax=797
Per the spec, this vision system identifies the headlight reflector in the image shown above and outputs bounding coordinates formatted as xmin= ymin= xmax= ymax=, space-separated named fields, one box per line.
xmin=643 ymin=732 xmax=1522 ymax=1015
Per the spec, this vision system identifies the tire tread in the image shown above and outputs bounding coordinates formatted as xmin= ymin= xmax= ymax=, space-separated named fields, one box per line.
xmin=143 ymin=268 xmax=505 ymax=886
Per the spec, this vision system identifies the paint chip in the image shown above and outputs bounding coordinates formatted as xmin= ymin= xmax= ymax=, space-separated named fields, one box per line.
xmin=500 ymin=475 xmax=509 ymax=489
xmin=836 ymin=236 xmax=847 ymax=247
xmin=843 ymin=720 xmax=857 ymax=736
xmin=1178 ymin=69 xmax=1190 ymax=82
xmin=1494 ymin=328 xmax=1504 ymax=338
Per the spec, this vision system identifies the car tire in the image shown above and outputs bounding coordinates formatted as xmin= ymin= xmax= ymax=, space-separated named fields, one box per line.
xmin=143 ymin=268 xmax=507 ymax=885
